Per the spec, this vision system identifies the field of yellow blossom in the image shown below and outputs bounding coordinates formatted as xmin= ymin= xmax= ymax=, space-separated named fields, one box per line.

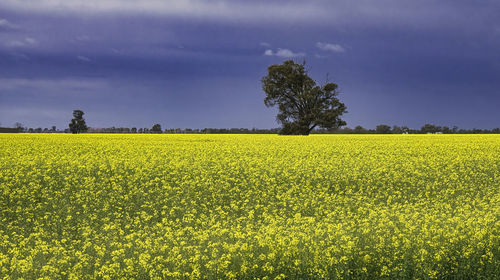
xmin=0 ymin=134 xmax=499 ymax=279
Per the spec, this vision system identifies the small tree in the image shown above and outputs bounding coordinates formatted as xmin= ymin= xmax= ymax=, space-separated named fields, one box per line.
xmin=262 ymin=60 xmax=347 ymax=135
xmin=354 ymin=125 xmax=367 ymax=134
xmin=69 ymin=110 xmax=88 ymax=134
xmin=14 ymin=122 xmax=24 ymax=132
xmin=151 ymin=124 xmax=162 ymax=133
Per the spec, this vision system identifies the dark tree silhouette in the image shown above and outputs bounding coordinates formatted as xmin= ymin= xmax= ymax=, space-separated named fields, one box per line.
xmin=392 ymin=125 xmax=403 ymax=134
xmin=69 ymin=110 xmax=88 ymax=134
xmin=354 ymin=125 xmax=367 ymax=134
xmin=421 ymin=123 xmax=441 ymax=134
xmin=151 ymin=124 xmax=162 ymax=133
xmin=376 ymin=124 xmax=392 ymax=134
xmin=14 ymin=122 xmax=24 ymax=132
xmin=262 ymin=60 xmax=347 ymax=135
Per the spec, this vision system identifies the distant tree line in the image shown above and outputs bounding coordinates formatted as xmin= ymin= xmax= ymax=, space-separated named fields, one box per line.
xmin=4 ymin=114 xmax=499 ymax=134
xmin=313 ymin=124 xmax=500 ymax=134
xmin=4 ymin=124 xmax=59 ymax=133
xmin=85 ymin=127 xmax=281 ymax=134
xmin=5 ymin=123 xmax=499 ymax=134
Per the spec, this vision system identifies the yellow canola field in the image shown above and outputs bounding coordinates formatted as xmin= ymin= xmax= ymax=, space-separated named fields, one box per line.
xmin=0 ymin=134 xmax=499 ymax=279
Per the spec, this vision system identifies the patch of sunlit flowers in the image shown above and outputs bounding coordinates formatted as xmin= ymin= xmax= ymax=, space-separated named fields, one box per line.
xmin=0 ymin=133 xmax=499 ymax=279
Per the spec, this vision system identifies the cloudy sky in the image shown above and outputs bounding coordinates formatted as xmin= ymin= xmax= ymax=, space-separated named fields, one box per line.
xmin=1 ymin=0 xmax=499 ymax=129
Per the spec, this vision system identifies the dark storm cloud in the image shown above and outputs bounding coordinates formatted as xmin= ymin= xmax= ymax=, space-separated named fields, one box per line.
xmin=0 ymin=1 xmax=499 ymax=129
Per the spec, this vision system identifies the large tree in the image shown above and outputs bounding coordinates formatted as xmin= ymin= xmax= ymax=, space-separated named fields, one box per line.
xmin=69 ymin=110 xmax=88 ymax=134
xmin=261 ymin=60 xmax=347 ymax=135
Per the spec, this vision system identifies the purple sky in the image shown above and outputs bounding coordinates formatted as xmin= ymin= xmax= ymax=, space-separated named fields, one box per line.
xmin=1 ymin=0 xmax=499 ymax=129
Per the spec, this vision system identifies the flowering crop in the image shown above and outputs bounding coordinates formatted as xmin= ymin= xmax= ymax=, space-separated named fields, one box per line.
xmin=0 ymin=134 xmax=499 ymax=279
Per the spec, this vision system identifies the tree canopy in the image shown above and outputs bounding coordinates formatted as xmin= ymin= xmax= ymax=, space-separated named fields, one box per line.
xmin=151 ymin=124 xmax=162 ymax=133
xmin=69 ymin=110 xmax=88 ymax=134
xmin=261 ymin=60 xmax=347 ymax=135
xmin=376 ymin=124 xmax=392 ymax=134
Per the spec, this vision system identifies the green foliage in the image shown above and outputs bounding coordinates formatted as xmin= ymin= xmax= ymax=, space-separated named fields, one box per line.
xmin=375 ymin=124 xmax=392 ymax=134
xmin=68 ymin=110 xmax=88 ymax=134
xmin=354 ymin=125 xmax=367 ymax=134
xmin=421 ymin=123 xmax=441 ymax=134
xmin=262 ymin=60 xmax=347 ymax=135
xmin=151 ymin=124 xmax=162 ymax=133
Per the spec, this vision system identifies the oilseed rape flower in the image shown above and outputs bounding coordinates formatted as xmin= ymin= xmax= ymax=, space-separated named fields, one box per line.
xmin=0 ymin=134 xmax=499 ymax=279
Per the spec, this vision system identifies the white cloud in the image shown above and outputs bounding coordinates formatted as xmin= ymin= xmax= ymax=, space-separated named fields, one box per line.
xmin=0 ymin=18 xmax=16 ymax=29
xmin=264 ymin=48 xmax=305 ymax=58
xmin=5 ymin=37 xmax=38 ymax=47
xmin=264 ymin=49 xmax=274 ymax=56
xmin=77 ymin=55 xmax=91 ymax=62
xmin=0 ymin=0 xmax=489 ymax=29
xmin=0 ymin=0 xmax=328 ymax=23
xmin=25 ymin=37 xmax=37 ymax=45
xmin=316 ymin=42 xmax=345 ymax=52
